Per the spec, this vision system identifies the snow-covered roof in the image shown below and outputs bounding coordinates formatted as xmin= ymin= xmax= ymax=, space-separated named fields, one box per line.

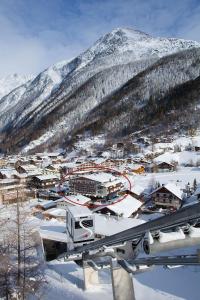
xmin=151 ymin=183 xmax=183 ymax=200
xmin=19 ymin=164 xmax=39 ymax=171
xmin=154 ymin=150 xmax=200 ymax=165
xmin=94 ymin=213 xmax=144 ymax=236
xmin=0 ymin=168 xmax=18 ymax=178
xmin=67 ymin=205 xmax=92 ymax=217
xmin=35 ymin=200 xmax=56 ymax=209
xmin=35 ymin=175 xmax=59 ymax=181
xmin=96 ymin=194 xmax=142 ymax=217
xmin=0 ymin=178 xmax=19 ymax=184
xmin=156 ymin=161 xmax=174 ymax=166
xmin=92 ymin=157 xmax=106 ymax=164
xmin=131 ymin=185 xmax=145 ymax=196
xmin=39 ymin=223 xmax=67 ymax=242
xmin=36 ymin=152 xmax=62 ymax=157
xmin=59 ymin=162 xmax=77 ymax=168
xmin=62 ymin=194 xmax=91 ymax=205
xmin=44 ymin=208 xmax=66 ymax=217
xmin=81 ymin=172 xmax=120 ymax=184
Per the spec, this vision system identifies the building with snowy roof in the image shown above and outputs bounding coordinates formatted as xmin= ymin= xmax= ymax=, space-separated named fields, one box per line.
xmin=69 ymin=172 xmax=123 ymax=198
xmin=0 ymin=168 xmax=19 ymax=179
xmin=94 ymin=194 xmax=142 ymax=218
xmin=57 ymin=194 xmax=91 ymax=209
xmin=150 ymin=183 xmax=184 ymax=210
xmin=30 ymin=174 xmax=59 ymax=189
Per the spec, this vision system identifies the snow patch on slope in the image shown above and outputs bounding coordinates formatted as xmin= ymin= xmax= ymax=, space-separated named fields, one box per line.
xmin=0 ymin=73 xmax=33 ymax=99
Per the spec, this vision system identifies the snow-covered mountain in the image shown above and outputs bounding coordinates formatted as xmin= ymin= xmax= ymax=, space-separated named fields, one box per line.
xmin=0 ymin=73 xmax=33 ymax=99
xmin=0 ymin=27 xmax=200 ymax=153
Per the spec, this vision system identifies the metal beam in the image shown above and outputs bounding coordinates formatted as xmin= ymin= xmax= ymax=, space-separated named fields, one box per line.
xmin=132 ymin=254 xmax=200 ymax=266
xmin=66 ymin=202 xmax=200 ymax=256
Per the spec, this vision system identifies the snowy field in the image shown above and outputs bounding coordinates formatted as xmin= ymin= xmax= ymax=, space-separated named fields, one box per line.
xmin=134 ymin=167 xmax=200 ymax=190
xmin=34 ymin=258 xmax=199 ymax=300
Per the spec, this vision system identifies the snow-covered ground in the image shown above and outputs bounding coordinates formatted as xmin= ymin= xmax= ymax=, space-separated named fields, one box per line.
xmin=1 ymin=185 xmax=200 ymax=299
xmin=40 ymin=260 xmax=186 ymax=300
xmin=134 ymin=167 xmax=200 ymax=190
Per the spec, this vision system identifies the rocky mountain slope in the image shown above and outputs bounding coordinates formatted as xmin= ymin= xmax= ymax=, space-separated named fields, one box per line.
xmin=0 ymin=28 xmax=200 ymax=153
xmin=0 ymin=74 xmax=33 ymax=100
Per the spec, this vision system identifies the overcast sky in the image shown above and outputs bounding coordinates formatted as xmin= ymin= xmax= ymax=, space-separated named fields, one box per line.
xmin=0 ymin=0 xmax=200 ymax=77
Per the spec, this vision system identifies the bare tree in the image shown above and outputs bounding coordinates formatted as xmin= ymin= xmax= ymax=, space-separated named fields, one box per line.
xmin=0 ymin=190 xmax=44 ymax=299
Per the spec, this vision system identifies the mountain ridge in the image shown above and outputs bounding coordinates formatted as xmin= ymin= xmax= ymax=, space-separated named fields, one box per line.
xmin=0 ymin=27 xmax=200 ymax=153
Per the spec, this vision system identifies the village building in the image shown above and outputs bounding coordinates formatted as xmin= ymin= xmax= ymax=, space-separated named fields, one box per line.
xmin=30 ymin=175 xmax=59 ymax=189
xmin=150 ymin=183 xmax=184 ymax=210
xmin=156 ymin=161 xmax=176 ymax=172
xmin=69 ymin=172 xmax=123 ymax=199
xmin=148 ymin=161 xmax=175 ymax=173
xmin=0 ymin=178 xmax=26 ymax=205
xmin=16 ymin=164 xmax=42 ymax=174
xmin=0 ymin=168 xmax=19 ymax=179
xmin=0 ymin=158 xmax=7 ymax=168
xmin=94 ymin=194 xmax=142 ymax=218
xmin=57 ymin=194 xmax=91 ymax=210
xmin=60 ymin=162 xmax=78 ymax=175
xmin=36 ymin=152 xmax=63 ymax=160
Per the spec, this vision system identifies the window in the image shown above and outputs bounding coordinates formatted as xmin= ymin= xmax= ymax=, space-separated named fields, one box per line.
xmin=75 ymin=222 xmax=82 ymax=229
xmin=75 ymin=220 xmax=93 ymax=229
xmin=82 ymin=220 xmax=93 ymax=227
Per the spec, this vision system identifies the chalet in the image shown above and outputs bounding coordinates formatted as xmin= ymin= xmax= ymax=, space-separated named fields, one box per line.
xmin=30 ymin=175 xmax=59 ymax=189
xmin=36 ymin=152 xmax=63 ymax=160
xmin=0 ymin=178 xmax=26 ymax=205
xmin=148 ymin=161 xmax=175 ymax=173
xmin=0 ymin=168 xmax=18 ymax=179
xmin=69 ymin=172 xmax=123 ymax=199
xmin=94 ymin=194 xmax=142 ymax=218
xmin=45 ymin=164 xmax=61 ymax=175
xmin=59 ymin=162 xmax=78 ymax=175
xmin=156 ymin=161 xmax=175 ymax=172
xmin=16 ymin=164 xmax=42 ymax=174
xmin=100 ymin=159 xmax=125 ymax=169
xmin=150 ymin=183 xmax=184 ymax=210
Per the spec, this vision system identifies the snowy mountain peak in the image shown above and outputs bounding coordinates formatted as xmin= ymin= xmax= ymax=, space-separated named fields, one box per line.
xmin=78 ymin=27 xmax=200 ymax=70
xmin=108 ymin=27 xmax=151 ymax=40
xmin=0 ymin=73 xmax=33 ymax=99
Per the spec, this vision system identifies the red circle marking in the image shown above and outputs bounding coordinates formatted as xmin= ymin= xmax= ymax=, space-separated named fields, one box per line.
xmin=59 ymin=164 xmax=132 ymax=208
